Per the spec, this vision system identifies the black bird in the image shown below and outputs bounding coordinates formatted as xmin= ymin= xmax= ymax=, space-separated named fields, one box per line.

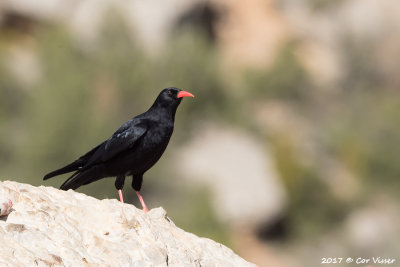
xmin=43 ymin=87 xmax=194 ymax=212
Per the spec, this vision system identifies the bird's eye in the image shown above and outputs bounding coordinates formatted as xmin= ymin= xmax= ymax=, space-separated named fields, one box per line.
xmin=167 ymin=89 xmax=173 ymax=96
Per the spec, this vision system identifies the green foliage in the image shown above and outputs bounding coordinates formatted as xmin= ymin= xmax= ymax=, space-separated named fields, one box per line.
xmin=325 ymin=92 xmax=400 ymax=194
xmin=245 ymin=30 xmax=400 ymax=241
xmin=0 ymin=49 xmax=26 ymax=166
xmin=270 ymin=135 xmax=351 ymax=239
xmin=244 ymin=42 xmax=312 ymax=101
xmin=308 ymin=0 xmax=347 ymax=11
xmin=167 ymin=185 xmax=231 ymax=246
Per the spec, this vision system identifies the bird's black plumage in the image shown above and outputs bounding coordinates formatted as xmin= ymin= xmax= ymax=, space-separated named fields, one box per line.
xmin=44 ymin=87 xmax=193 ymax=204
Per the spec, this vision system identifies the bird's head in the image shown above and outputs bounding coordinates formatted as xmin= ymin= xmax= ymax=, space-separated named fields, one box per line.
xmin=154 ymin=87 xmax=194 ymax=109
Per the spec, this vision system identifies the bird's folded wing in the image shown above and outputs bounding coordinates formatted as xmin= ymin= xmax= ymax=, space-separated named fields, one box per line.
xmin=84 ymin=120 xmax=148 ymax=166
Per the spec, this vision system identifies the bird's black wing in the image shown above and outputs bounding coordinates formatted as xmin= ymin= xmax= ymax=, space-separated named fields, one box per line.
xmin=83 ymin=119 xmax=148 ymax=167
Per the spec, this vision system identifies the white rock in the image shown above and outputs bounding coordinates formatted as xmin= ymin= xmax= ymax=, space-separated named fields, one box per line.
xmin=0 ymin=181 xmax=256 ymax=267
xmin=344 ymin=198 xmax=400 ymax=254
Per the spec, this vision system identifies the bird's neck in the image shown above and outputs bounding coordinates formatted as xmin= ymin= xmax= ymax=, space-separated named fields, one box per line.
xmin=147 ymin=104 xmax=177 ymax=123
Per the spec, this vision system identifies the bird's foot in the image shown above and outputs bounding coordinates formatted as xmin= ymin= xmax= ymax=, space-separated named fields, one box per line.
xmin=118 ymin=189 xmax=124 ymax=203
xmin=136 ymin=191 xmax=149 ymax=213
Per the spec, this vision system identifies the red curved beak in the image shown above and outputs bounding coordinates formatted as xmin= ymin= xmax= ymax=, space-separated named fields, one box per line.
xmin=177 ymin=91 xmax=195 ymax=98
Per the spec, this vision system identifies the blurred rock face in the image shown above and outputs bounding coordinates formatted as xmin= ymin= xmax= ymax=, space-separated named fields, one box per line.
xmin=344 ymin=196 xmax=400 ymax=255
xmin=0 ymin=181 xmax=255 ymax=266
xmin=209 ymin=0 xmax=290 ymax=69
xmin=175 ymin=123 xmax=287 ymax=226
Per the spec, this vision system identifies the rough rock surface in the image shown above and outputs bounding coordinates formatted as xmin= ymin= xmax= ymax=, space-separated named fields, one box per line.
xmin=0 ymin=181 xmax=255 ymax=267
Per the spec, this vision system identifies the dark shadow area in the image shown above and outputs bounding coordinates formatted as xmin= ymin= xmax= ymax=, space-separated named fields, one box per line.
xmin=175 ymin=3 xmax=220 ymax=41
xmin=256 ymin=216 xmax=289 ymax=242
xmin=0 ymin=208 xmax=14 ymax=222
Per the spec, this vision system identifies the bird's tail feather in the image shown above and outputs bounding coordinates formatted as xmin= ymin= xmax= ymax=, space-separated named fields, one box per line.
xmin=43 ymin=142 xmax=106 ymax=181
xmin=60 ymin=166 xmax=106 ymax=190
xmin=43 ymin=161 xmax=82 ymax=180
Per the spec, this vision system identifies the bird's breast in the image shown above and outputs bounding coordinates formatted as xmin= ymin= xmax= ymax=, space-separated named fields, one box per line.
xmin=128 ymin=123 xmax=173 ymax=171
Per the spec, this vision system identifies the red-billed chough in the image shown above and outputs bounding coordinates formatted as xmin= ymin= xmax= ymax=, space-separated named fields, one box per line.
xmin=43 ymin=87 xmax=194 ymax=212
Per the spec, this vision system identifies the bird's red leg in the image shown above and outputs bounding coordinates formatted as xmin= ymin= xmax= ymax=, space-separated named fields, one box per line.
xmin=136 ymin=191 xmax=149 ymax=213
xmin=118 ymin=189 xmax=124 ymax=203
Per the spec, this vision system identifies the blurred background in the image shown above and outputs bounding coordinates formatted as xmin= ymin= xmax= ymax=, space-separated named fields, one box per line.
xmin=0 ymin=0 xmax=399 ymax=266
